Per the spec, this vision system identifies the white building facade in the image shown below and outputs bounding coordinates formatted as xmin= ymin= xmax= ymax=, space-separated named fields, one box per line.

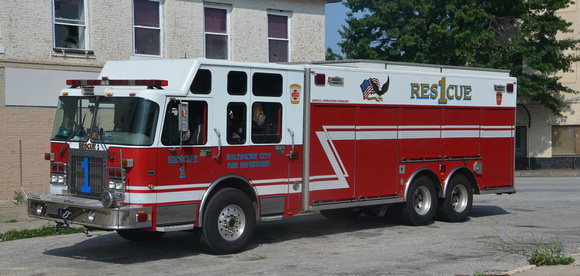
xmin=515 ymin=4 xmax=580 ymax=170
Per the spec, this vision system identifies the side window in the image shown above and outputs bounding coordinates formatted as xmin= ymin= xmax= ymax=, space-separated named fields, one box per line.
xmin=227 ymin=71 xmax=247 ymax=95
xmin=252 ymin=102 xmax=282 ymax=144
xmin=191 ymin=69 xmax=212 ymax=94
xmin=227 ymin=103 xmax=247 ymax=144
xmin=161 ymin=101 xmax=207 ymax=145
xmin=252 ymin=73 xmax=283 ymax=97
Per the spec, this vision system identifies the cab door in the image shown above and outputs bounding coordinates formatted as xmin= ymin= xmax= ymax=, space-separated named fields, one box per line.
xmin=248 ymin=69 xmax=290 ymax=217
xmin=156 ymin=98 xmax=213 ymax=226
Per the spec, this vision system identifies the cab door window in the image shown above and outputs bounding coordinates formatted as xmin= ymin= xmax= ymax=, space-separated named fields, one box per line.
xmin=161 ymin=101 xmax=207 ymax=145
xmin=227 ymin=102 xmax=247 ymax=144
xmin=252 ymin=102 xmax=282 ymax=143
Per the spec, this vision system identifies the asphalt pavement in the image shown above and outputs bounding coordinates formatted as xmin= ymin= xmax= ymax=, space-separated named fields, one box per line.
xmin=1 ymin=169 xmax=579 ymax=275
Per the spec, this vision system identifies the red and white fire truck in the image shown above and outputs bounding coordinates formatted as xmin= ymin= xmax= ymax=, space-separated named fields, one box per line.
xmin=28 ymin=58 xmax=516 ymax=254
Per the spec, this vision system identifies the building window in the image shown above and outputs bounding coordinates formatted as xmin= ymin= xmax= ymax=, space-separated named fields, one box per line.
xmin=133 ymin=0 xmax=162 ymax=56
xmin=552 ymin=126 xmax=580 ymax=155
xmin=53 ymin=0 xmax=88 ymax=50
xmin=204 ymin=6 xmax=229 ymax=60
xmin=268 ymin=13 xmax=290 ymax=62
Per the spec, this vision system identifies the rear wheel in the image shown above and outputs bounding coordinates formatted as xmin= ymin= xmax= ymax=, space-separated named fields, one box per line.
xmin=194 ymin=188 xmax=256 ymax=254
xmin=437 ymin=174 xmax=473 ymax=222
xmin=116 ymin=229 xmax=164 ymax=242
xmin=399 ymin=176 xmax=437 ymax=226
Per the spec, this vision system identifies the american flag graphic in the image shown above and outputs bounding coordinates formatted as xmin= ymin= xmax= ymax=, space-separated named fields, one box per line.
xmin=360 ymin=78 xmax=380 ymax=99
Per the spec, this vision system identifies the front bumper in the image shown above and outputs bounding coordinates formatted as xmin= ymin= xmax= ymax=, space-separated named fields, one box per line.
xmin=28 ymin=193 xmax=152 ymax=230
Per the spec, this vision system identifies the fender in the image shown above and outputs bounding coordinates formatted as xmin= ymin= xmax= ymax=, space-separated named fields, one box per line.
xmin=442 ymin=166 xmax=478 ymax=197
xmin=196 ymin=174 xmax=259 ymax=227
xmin=403 ymin=168 xmax=439 ymax=201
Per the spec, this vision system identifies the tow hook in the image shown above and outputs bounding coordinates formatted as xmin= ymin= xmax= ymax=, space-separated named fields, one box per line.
xmin=84 ymin=227 xmax=94 ymax=237
xmin=56 ymin=210 xmax=72 ymax=230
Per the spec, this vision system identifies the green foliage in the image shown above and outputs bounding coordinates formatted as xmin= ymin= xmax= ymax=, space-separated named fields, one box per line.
xmin=13 ymin=191 xmax=25 ymax=206
xmin=486 ymin=228 xmax=575 ymax=266
xmin=326 ymin=47 xmax=344 ymax=60
xmin=4 ymin=219 xmax=18 ymax=223
xmin=340 ymin=0 xmax=580 ymax=116
xmin=0 ymin=224 xmax=86 ymax=242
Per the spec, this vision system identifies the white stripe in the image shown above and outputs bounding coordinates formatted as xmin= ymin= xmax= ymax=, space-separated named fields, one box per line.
xmin=357 ymin=130 xmax=397 ymax=140
xmin=442 ymin=130 xmax=480 ymax=138
xmin=398 ymin=125 xmax=441 ymax=129
xmin=481 ymin=130 xmax=513 ymax=138
xmin=399 ymin=130 xmax=441 ymax=139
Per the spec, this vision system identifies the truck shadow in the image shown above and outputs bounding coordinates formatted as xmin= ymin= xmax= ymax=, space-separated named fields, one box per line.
xmin=42 ymin=205 xmax=509 ymax=264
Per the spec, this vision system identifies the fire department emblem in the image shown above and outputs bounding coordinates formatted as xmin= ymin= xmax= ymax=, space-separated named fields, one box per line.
xmin=290 ymin=84 xmax=301 ymax=104
xmin=360 ymin=77 xmax=390 ymax=102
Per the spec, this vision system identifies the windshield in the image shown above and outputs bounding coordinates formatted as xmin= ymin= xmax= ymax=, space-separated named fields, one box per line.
xmin=51 ymin=96 xmax=160 ymax=146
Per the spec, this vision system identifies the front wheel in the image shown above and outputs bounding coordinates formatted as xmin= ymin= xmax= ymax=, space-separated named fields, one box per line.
xmin=194 ymin=188 xmax=256 ymax=254
xmin=437 ymin=174 xmax=473 ymax=222
xmin=399 ymin=176 xmax=437 ymax=226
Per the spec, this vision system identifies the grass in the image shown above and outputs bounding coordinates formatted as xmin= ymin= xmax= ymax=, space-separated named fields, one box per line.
xmin=0 ymin=224 xmax=86 ymax=242
xmin=485 ymin=227 xmax=575 ymax=266
xmin=4 ymin=219 xmax=18 ymax=223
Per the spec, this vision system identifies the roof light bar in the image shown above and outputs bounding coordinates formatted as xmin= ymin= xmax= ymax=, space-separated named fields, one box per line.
xmin=66 ymin=79 xmax=168 ymax=88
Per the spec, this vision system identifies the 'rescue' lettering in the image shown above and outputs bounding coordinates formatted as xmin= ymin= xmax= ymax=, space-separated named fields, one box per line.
xmin=168 ymin=155 xmax=198 ymax=163
xmin=410 ymin=77 xmax=472 ymax=104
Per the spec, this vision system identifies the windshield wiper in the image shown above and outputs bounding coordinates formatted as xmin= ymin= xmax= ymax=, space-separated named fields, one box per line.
xmin=59 ymin=114 xmax=86 ymax=155
xmin=94 ymin=127 xmax=115 ymax=160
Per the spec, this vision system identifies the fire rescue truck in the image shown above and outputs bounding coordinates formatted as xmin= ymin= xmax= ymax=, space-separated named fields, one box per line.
xmin=27 ymin=58 xmax=516 ymax=254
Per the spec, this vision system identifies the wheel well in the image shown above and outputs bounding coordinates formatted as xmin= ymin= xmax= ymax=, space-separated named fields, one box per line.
xmin=198 ymin=176 xmax=259 ymax=227
xmin=407 ymin=169 xmax=442 ymax=199
xmin=447 ymin=168 xmax=478 ymax=196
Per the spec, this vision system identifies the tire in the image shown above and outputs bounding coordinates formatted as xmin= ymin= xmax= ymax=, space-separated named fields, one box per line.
xmin=194 ymin=188 xmax=256 ymax=254
xmin=116 ymin=229 xmax=164 ymax=242
xmin=399 ymin=175 xmax=437 ymax=226
xmin=320 ymin=208 xmax=361 ymax=220
xmin=437 ymin=174 xmax=473 ymax=222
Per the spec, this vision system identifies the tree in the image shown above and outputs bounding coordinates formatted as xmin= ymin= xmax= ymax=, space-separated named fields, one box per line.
xmin=339 ymin=0 xmax=580 ymax=116
xmin=326 ymin=47 xmax=344 ymax=60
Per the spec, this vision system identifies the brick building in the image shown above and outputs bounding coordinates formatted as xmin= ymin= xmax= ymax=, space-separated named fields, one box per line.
xmin=0 ymin=0 xmax=333 ymax=201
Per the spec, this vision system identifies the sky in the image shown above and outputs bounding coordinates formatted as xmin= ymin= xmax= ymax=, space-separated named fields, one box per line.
xmin=325 ymin=1 xmax=349 ymax=55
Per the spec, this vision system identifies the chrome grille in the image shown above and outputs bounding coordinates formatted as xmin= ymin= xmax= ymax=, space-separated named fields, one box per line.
xmin=68 ymin=149 xmax=107 ymax=198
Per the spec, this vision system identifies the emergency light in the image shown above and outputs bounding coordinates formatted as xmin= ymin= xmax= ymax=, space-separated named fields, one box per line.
xmin=67 ymin=78 xmax=168 ymax=88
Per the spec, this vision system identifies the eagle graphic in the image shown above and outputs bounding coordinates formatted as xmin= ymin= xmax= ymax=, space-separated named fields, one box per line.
xmin=360 ymin=77 xmax=390 ymax=102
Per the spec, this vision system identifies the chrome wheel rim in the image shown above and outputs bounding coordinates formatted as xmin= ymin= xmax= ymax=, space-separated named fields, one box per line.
xmin=451 ymin=185 xmax=468 ymax=212
xmin=217 ymin=204 xmax=246 ymax=241
xmin=413 ymin=186 xmax=432 ymax=216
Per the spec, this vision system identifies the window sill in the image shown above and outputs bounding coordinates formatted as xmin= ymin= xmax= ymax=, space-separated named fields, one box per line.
xmin=52 ymin=48 xmax=96 ymax=59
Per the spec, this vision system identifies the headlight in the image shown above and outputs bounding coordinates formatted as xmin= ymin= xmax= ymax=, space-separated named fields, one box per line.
xmin=115 ymin=181 xmax=124 ymax=190
xmin=108 ymin=180 xmax=124 ymax=190
xmin=51 ymin=174 xmax=66 ymax=184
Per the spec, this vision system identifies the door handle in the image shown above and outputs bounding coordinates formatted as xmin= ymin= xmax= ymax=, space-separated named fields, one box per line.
xmin=287 ymin=128 xmax=295 ymax=158
xmin=213 ymin=128 xmax=221 ymax=159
